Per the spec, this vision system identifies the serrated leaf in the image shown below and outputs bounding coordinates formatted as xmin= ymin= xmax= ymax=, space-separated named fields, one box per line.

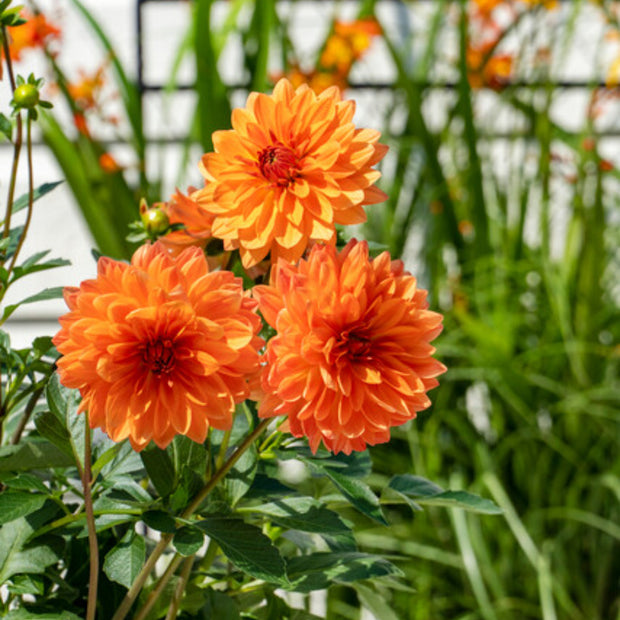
xmin=286 ymin=552 xmax=402 ymax=593
xmin=0 ymin=516 xmax=59 ymax=583
xmin=0 ymin=491 xmax=47 ymax=525
xmin=1 ymin=473 xmax=48 ymax=494
xmin=46 ymin=374 xmax=84 ymax=469
xmin=103 ymin=529 xmax=145 ymax=589
xmin=35 ymin=410 xmax=73 ymax=459
xmin=388 ymin=474 xmax=501 ymax=514
xmin=195 ymin=517 xmax=288 ymax=585
xmin=247 ymin=497 xmax=351 ymax=534
xmin=173 ymin=526 xmax=204 ymax=556
xmin=224 ymin=442 xmax=257 ymax=506
xmin=303 ymin=459 xmax=386 ymax=524
xmin=142 ymin=510 xmax=177 ymax=533
xmin=0 ymin=440 xmax=73 ymax=472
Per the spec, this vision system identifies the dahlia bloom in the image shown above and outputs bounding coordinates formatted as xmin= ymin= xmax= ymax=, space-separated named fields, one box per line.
xmin=254 ymin=240 xmax=446 ymax=455
xmin=194 ymin=78 xmax=388 ymax=268
xmin=53 ymin=242 xmax=263 ymax=451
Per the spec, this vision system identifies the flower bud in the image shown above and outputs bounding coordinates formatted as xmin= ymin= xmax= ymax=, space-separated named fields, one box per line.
xmin=140 ymin=200 xmax=170 ymax=237
xmin=13 ymin=83 xmax=40 ymax=109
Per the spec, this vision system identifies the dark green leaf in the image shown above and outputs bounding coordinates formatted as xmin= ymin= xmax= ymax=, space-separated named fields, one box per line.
xmin=173 ymin=525 xmax=204 ymax=556
xmin=1 ymin=473 xmax=49 ymax=494
xmin=46 ymin=374 xmax=84 ymax=469
xmin=35 ymin=410 xmax=73 ymax=459
xmin=303 ymin=458 xmax=386 ymax=524
xmin=0 ymin=440 xmax=73 ymax=472
xmin=142 ymin=510 xmax=177 ymax=533
xmin=195 ymin=517 xmax=288 ymax=585
xmin=224 ymin=442 xmax=257 ymax=506
xmin=0 ymin=491 xmax=47 ymax=525
xmin=4 ymin=611 xmax=82 ymax=620
xmin=7 ymin=573 xmax=46 ymax=595
xmin=389 ymin=474 xmax=501 ymax=514
xmin=141 ymin=444 xmax=175 ymax=497
xmin=103 ymin=529 xmax=145 ymax=589
xmin=199 ymin=588 xmax=240 ymax=620
xmin=286 ymin=552 xmax=402 ymax=593
xmin=0 ymin=517 xmax=59 ymax=583
xmin=247 ymin=497 xmax=350 ymax=534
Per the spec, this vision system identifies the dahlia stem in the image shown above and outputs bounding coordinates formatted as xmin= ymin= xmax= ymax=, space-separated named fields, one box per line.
xmin=164 ymin=555 xmax=194 ymax=620
xmin=132 ymin=552 xmax=184 ymax=620
xmin=7 ymin=111 xmax=35 ymax=277
xmin=1 ymin=26 xmax=22 ymax=273
xmin=82 ymin=412 xmax=99 ymax=620
xmin=111 ymin=418 xmax=270 ymax=620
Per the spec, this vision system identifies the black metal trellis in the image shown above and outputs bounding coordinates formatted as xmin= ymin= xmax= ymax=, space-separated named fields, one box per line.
xmin=135 ymin=0 xmax=619 ymax=95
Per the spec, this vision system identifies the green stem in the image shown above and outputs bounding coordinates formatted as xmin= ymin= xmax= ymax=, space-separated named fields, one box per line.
xmin=83 ymin=412 xmax=99 ymax=620
xmin=10 ymin=380 xmax=47 ymax=444
xmin=111 ymin=418 xmax=270 ymax=620
xmin=6 ymin=111 xmax=34 ymax=278
xmin=1 ymin=26 xmax=22 ymax=251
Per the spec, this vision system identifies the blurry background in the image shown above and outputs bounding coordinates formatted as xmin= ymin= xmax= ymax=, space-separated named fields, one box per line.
xmin=1 ymin=1 xmax=619 ymax=618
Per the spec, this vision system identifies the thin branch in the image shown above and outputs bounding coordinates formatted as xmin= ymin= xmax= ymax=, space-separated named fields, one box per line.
xmin=83 ymin=412 xmax=99 ymax=620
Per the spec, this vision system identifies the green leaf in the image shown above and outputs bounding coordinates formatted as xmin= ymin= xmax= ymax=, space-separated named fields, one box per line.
xmin=0 ymin=440 xmax=73 ymax=472
xmin=142 ymin=510 xmax=177 ymax=533
xmin=1 ymin=473 xmax=49 ymax=494
xmin=195 ymin=517 xmax=288 ymax=585
xmin=0 ymin=517 xmax=59 ymax=584
xmin=0 ymin=112 xmax=12 ymax=141
xmin=173 ymin=525 xmax=204 ymax=556
xmin=416 ymin=490 xmax=503 ymax=515
xmin=286 ymin=552 xmax=402 ymax=593
xmin=4 ymin=611 xmax=82 ymax=620
xmin=46 ymin=374 xmax=85 ymax=469
xmin=35 ymin=410 xmax=73 ymax=459
xmin=2 ymin=287 xmax=64 ymax=322
xmin=199 ymin=588 xmax=241 ymax=620
xmin=0 ymin=491 xmax=47 ymax=525
xmin=7 ymin=573 xmax=46 ymax=595
xmin=8 ymin=181 xmax=63 ymax=218
xmin=354 ymin=583 xmax=401 ymax=620
xmin=103 ymin=529 xmax=145 ymax=589
xmin=388 ymin=475 xmax=502 ymax=515
xmin=246 ymin=497 xmax=351 ymax=534
xmin=224 ymin=442 xmax=257 ymax=506
xmin=141 ymin=444 xmax=175 ymax=498
xmin=303 ymin=458 xmax=386 ymax=524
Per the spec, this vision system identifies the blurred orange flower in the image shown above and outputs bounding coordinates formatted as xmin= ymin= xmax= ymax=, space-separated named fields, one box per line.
xmin=5 ymin=10 xmax=61 ymax=61
xmin=254 ymin=240 xmax=446 ymax=455
xmin=467 ymin=41 xmax=513 ymax=89
xmin=195 ymin=78 xmax=388 ymax=269
xmin=53 ymin=242 xmax=263 ymax=451
xmin=67 ymin=63 xmax=107 ymax=112
xmin=99 ymin=152 xmax=122 ymax=173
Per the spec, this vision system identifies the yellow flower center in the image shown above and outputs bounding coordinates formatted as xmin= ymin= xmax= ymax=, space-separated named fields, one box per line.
xmin=258 ymin=144 xmax=300 ymax=187
xmin=142 ymin=338 xmax=176 ymax=374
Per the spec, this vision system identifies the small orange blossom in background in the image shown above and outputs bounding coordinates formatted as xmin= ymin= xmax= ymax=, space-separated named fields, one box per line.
xmin=4 ymin=9 xmax=61 ymax=61
xmin=194 ymin=78 xmax=388 ymax=269
xmin=53 ymin=242 xmax=263 ymax=451
xmin=254 ymin=240 xmax=446 ymax=455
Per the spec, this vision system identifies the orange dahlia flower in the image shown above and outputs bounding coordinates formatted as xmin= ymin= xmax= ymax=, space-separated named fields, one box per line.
xmin=53 ymin=242 xmax=263 ymax=451
xmin=253 ymin=240 xmax=446 ymax=455
xmin=195 ymin=78 xmax=388 ymax=268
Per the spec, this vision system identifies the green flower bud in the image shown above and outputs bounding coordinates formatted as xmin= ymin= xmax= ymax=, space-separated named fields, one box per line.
xmin=140 ymin=205 xmax=170 ymax=237
xmin=13 ymin=83 xmax=40 ymax=109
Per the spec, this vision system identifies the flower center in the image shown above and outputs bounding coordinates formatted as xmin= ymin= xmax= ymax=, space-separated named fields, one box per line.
xmin=331 ymin=327 xmax=373 ymax=363
xmin=258 ymin=144 xmax=300 ymax=187
xmin=142 ymin=338 xmax=176 ymax=375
